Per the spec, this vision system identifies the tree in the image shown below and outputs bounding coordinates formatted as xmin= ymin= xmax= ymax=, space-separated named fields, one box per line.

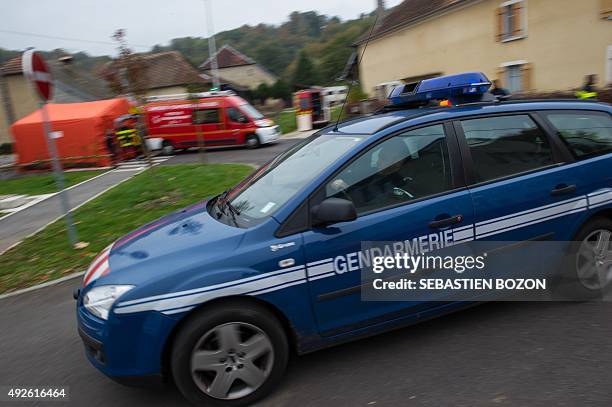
xmin=105 ymin=29 xmax=153 ymax=167
xmin=103 ymin=29 xmax=150 ymax=97
xmin=270 ymin=80 xmax=292 ymax=104
xmin=255 ymin=83 xmax=270 ymax=104
xmin=347 ymin=82 xmax=367 ymax=103
xmin=291 ymin=50 xmax=318 ymax=87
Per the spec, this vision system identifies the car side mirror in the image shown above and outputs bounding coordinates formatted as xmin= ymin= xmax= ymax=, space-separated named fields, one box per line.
xmin=312 ymin=198 xmax=357 ymax=227
xmin=239 ymin=116 xmax=249 ymax=124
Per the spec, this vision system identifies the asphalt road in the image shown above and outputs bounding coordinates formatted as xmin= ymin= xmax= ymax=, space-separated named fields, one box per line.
xmin=0 ymin=278 xmax=610 ymax=407
xmin=163 ymin=139 xmax=301 ymax=167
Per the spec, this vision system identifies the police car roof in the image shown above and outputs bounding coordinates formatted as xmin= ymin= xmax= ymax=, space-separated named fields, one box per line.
xmin=325 ymin=99 xmax=610 ymax=136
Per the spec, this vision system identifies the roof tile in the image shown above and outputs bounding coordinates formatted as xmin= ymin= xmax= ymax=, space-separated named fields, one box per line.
xmin=1 ymin=56 xmax=23 ymax=75
xmin=359 ymin=0 xmax=468 ymax=43
xmin=200 ymin=45 xmax=255 ymax=70
xmin=99 ymin=51 xmax=209 ymax=90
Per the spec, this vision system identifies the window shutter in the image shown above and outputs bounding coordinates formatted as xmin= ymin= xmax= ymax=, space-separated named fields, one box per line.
xmin=496 ymin=7 xmax=504 ymax=41
xmin=511 ymin=2 xmax=524 ymax=36
xmin=496 ymin=67 xmax=506 ymax=87
xmin=521 ymin=63 xmax=533 ymax=93
xmin=602 ymin=0 xmax=612 ymax=18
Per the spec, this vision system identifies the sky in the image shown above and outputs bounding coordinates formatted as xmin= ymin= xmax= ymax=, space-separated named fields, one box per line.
xmin=1 ymin=0 xmax=403 ymax=56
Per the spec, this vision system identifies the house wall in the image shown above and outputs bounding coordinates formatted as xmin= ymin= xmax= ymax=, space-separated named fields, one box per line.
xmin=0 ymin=74 xmax=39 ymax=145
xmin=359 ymin=0 xmax=611 ymax=96
xmin=214 ymin=64 xmax=276 ymax=90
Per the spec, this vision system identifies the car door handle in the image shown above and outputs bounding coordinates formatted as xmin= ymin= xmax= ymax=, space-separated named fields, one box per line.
xmin=429 ymin=214 xmax=463 ymax=229
xmin=550 ymin=184 xmax=576 ymax=196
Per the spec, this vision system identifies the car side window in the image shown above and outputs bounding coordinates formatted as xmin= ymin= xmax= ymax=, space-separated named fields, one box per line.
xmin=543 ymin=111 xmax=612 ymax=159
xmin=193 ymin=108 xmax=220 ymax=124
xmin=325 ymin=124 xmax=453 ymax=215
xmin=460 ymin=115 xmax=554 ymax=183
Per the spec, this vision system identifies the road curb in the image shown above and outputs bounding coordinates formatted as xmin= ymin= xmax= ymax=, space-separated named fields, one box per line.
xmin=0 ymin=271 xmax=84 ymax=300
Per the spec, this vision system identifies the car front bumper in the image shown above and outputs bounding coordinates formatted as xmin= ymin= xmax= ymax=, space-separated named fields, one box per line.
xmin=76 ymin=301 xmax=179 ymax=380
xmin=256 ymin=125 xmax=280 ymax=144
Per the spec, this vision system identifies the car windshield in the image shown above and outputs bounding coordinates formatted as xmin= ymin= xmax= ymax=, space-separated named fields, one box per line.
xmin=214 ymin=133 xmax=365 ymax=226
xmin=240 ymin=103 xmax=265 ymax=120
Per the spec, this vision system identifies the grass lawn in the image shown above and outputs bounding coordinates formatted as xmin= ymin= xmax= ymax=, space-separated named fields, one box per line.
xmin=0 ymin=170 xmax=107 ymax=196
xmin=0 ymin=164 xmax=252 ymax=294
xmin=277 ymin=109 xmax=297 ymax=134
xmin=277 ymin=105 xmax=343 ymax=135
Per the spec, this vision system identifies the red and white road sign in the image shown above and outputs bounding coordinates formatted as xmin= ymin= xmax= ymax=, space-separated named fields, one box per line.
xmin=22 ymin=50 xmax=53 ymax=101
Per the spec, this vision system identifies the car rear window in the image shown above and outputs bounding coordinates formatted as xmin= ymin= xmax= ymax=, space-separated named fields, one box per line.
xmin=543 ymin=111 xmax=612 ymax=159
xmin=460 ymin=115 xmax=554 ymax=183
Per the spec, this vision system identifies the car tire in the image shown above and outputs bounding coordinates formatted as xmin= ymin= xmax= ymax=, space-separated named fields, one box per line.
xmin=553 ymin=217 xmax=612 ymax=300
xmin=171 ymin=301 xmax=289 ymax=407
xmin=162 ymin=141 xmax=175 ymax=156
xmin=245 ymin=134 xmax=260 ymax=149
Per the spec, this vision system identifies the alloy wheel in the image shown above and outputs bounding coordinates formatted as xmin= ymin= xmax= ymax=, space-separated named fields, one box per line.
xmin=576 ymin=229 xmax=612 ymax=290
xmin=190 ymin=322 xmax=274 ymax=400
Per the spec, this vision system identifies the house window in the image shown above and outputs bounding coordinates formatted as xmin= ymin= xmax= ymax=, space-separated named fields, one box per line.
xmin=497 ymin=62 xmax=532 ymax=94
xmin=496 ymin=0 xmax=526 ymax=41
xmin=506 ymin=65 xmax=522 ymax=93
xmin=502 ymin=5 xmax=515 ymax=36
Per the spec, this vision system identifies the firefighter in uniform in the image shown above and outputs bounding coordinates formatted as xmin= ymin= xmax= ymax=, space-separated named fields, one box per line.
xmin=114 ymin=114 xmax=142 ymax=158
xmin=576 ymin=74 xmax=598 ymax=100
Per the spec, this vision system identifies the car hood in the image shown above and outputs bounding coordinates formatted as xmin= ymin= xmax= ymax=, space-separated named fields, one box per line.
xmin=83 ymin=200 xmax=245 ymax=288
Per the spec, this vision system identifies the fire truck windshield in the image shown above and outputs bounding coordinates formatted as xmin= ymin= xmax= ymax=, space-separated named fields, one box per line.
xmin=240 ymin=103 xmax=265 ymax=120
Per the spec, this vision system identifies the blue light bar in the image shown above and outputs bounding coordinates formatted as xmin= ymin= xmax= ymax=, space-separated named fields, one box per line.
xmin=388 ymin=72 xmax=491 ymax=106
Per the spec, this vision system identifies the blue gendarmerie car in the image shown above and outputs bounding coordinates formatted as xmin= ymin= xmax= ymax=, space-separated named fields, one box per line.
xmin=76 ymin=72 xmax=612 ymax=407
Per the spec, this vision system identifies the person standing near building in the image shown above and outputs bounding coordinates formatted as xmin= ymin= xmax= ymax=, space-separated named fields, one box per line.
xmin=576 ymin=74 xmax=598 ymax=99
xmin=490 ymin=79 xmax=510 ymax=98
xmin=105 ymin=129 xmax=118 ymax=165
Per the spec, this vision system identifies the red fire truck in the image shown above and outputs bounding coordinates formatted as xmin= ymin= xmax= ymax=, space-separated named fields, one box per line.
xmin=143 ymin=91 xmax=279 ymax=154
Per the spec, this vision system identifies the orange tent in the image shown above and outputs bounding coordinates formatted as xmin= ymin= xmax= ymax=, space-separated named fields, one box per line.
xmin=11 ymin=98 xmax=131 ymax=169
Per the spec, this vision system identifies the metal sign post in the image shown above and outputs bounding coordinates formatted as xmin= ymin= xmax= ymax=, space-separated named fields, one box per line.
xmin=39 ymin=102 xmax=78 ymax=246
xmin=22 ymin=50 xmax=78 ymax=247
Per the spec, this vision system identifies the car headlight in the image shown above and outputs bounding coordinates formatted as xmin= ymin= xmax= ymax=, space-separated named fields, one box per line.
xmin=83 ymin=285 xmax=134 ymax=320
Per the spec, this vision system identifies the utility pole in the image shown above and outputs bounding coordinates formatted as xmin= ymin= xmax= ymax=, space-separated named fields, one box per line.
xmin=205 ymin=0 xmax=220 ymax=90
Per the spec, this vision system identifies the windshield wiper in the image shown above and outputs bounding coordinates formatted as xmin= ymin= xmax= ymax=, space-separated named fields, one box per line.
xmin=224 ymin=200 xmax=241 ymax=225
xmin=215 ymin=188 xmax=241 ymax=225
xmin=214 ymin=188 xmax=231 ymax=218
